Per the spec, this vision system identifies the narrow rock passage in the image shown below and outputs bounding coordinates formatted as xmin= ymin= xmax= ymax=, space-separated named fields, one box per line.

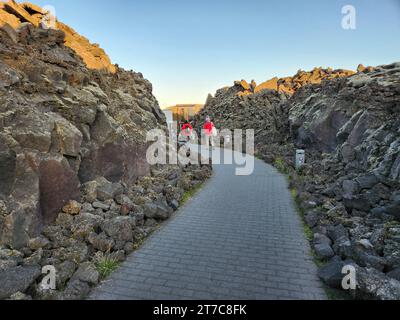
xmin=90 ymin=146 xmax=326 ymax=300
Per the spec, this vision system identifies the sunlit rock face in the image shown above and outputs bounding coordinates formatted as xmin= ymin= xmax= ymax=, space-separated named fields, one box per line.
xmin=0 ymin=1 xmax=166 ymax=248
xmin=0 ymin=1 xmax=116 ymax=72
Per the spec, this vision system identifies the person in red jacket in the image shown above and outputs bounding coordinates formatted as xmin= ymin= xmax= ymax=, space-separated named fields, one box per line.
xmin=203 ymin=116 xmax=215 ymax=149
xmin=178 ymin=120 xmax=193 ymax=147
xmin=181 ymin=120 xmax=193 ymax=137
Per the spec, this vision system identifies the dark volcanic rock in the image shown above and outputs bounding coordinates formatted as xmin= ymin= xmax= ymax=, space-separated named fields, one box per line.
xmin=60 ymin=279 xmax=91 ymax=300
xmin=317 ymin=257 xmax=345 ymax=288
xmin=0 ymin=265 xmax=41 ymax=299
xmin=39 ymin=159 xmax=81 ymax=224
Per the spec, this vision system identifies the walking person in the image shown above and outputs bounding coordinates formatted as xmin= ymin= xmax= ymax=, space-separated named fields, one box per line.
xmin=203 ymin=116 xmax=216 ymax=149
xmin=178 ymin=120 xmax=191 ymax=147
xmin=181 ymin=120 xmax=193 ymax=141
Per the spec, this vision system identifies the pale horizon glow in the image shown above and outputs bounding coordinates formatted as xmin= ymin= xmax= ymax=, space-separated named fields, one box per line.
xmin=31 ymin=0 xmax=400 ymax=108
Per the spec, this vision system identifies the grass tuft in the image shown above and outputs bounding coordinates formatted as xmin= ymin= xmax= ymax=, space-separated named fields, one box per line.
xmin=95 ymin=257 xmax=120 ymax=280
xmin=303 ymin=224 xmax=314 ymax=242
xmin=274 ymin=157 xmax=289 ymax=174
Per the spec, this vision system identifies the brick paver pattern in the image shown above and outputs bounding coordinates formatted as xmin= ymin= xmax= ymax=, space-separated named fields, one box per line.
xmin=90 ymin=146 xmax=327 ymax=300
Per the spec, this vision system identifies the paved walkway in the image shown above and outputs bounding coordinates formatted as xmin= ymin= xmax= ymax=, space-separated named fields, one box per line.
xmin=90 ymin=146 xmax=326 ymax=300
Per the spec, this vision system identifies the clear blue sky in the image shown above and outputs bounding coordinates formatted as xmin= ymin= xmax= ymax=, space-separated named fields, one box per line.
xmin=32 ymin=0 xmax=400 ymax=107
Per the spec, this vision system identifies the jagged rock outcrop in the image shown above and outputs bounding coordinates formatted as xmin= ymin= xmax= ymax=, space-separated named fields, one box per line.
xmin=228 ymin=68 xmax=355 ymax=97
xmin=288 ymin=64 xmax=398 ymax=154
xmin=0 ymin=1 xmax=116 ymax=72
xmin=197 ymin=82 xmax=290 ymax=146
xmin=0 ymin=1 xmax=167 ymax=249
xmin=198 ymin=62 xmax=400 ymax=299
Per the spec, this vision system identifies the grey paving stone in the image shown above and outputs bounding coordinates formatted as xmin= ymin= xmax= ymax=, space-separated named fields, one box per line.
xmin=90 ymin=148 xmax=326 ymax=300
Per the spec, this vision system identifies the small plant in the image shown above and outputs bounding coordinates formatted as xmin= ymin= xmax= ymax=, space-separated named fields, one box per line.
xmin=290 ymin=188 xmax=298 ymax=200
xmin=95 ymin=256 xmax=119 ymax=280
xmin=303 ymin=224 xmax=314 ymax=242
xmin=274 ymin=157 xmax=289 ymax=174
xmin=181 ymin=183 xmax=204 ymax=205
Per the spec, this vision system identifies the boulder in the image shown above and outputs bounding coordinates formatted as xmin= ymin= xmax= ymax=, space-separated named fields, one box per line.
xmin=342 ymin=180 xmax=359 ymax=197
xmin=55 ymin=213 xmax=74 ymax=229
xmin=51 ymin=241 xmax=89 ymax=264
xmin=143 ymin=200 xmax=172 ymax=220
xmin=51 ymin=116 xmax=83 ymax=157
xmin=102 ymin=217 xmax=134 ymax=242
xmin=317 ymin=256 xmax=345 ymax=288
xmin=70 ymin=213 xmax=103 ymax=241
xmin=115 ymin=194 xmax=134 ymax=206
xmin=327 ymin=225 xmax=348 ymax=243
xmin=305 ymin=210 xmax=320 ymax=228
xmin=314 ymin=233 xmax=332 ymax=246
xmin=343 ymin=195 xmax=371 ymax=212
xmin=81 ymin=178 xmax=109 ymax=203
xmin=356 ymin=174 xmax=379 ymax=190
xmin=333 ymin=237 xmax=354 ymax=259
xmin=387 ymin=268 xmax=400 ymax=281
xmin=62 ymin=200 xmax=81 ymax=216
xmin=97 ymin=182 xmax=124 ymax=201
xmin=71 ymin=262 xmax=99 ymax=285
xmin=88 ymin=232 xmax=115 ymax=252
xmin=55 ymin=260 xmax=77 ymax=288
xmin=314 ymin=242 xmax=335 ymax=260
xmin=28 ymin=236 xmax=50 ymax=250
xmin=60 ymin=279 xmax=91 ymax=300
xmin=355 ymin=266 xmax=400 ymax=300
xmin=0 ymin=265 xmax=41 ymax=299
xmin=92 ymin=201 xmax=110 ymax=211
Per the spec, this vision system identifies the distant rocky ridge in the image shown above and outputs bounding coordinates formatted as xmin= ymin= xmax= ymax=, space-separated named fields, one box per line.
xmin=198 ymin=62 xmax=400 ymax=300
xmin=0 ymin=1 xmax=115 ymax=72
xmin=231 ymin=67 xmax=356 ymax=97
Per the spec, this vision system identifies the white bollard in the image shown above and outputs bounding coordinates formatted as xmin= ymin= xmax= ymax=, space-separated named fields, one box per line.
xmin=296 ymin=150 xmax=305 ymax=170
